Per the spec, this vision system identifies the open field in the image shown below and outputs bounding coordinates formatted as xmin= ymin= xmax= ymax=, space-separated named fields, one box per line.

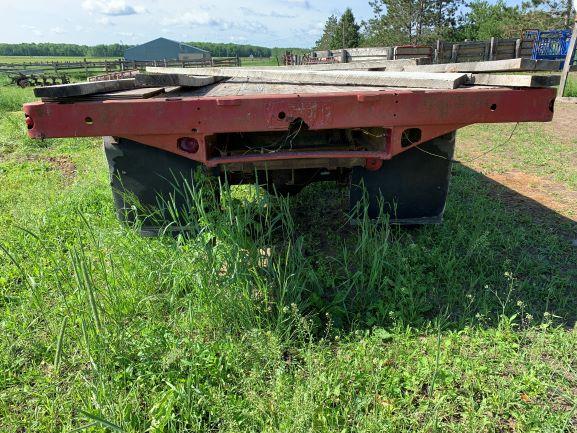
xmin=0 ymin=56 xmax=119 ymax=64
xmin=0 ymin=81 xmax=576 ymax=432
xmin=0 ymin=55 xmax=276 ymax=63
xmin=240 ymin=57 xmax=279 ymax=67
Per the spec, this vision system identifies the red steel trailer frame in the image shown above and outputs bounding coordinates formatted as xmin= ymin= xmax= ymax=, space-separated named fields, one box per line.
xmin=23 ymin=85 xmax=556 ymax=229
xmin=24 ymin=86 xmax=555 ymax=170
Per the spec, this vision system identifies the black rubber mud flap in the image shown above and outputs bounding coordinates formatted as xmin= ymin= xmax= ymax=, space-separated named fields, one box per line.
xmin=103 ymin=137 xmax=202 ymax=235
xmin=350 ymin=131 xmax=456 ymax=224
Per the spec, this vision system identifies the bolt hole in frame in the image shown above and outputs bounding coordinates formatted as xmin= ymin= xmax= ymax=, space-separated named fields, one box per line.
xmin=85 ymin=116 xmax=93 ymax=125
xmin=177 ymin=137 xmax=200 ymax=153
xmin=24 ymin=114 xmax=34 ymax=130
xmin=401 ymin=128 xmax=423 ymax=148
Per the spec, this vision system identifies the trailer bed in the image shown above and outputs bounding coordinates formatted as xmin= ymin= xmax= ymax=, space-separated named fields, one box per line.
xmin=25 ymin=82 xmax=556 ymax=168
xmin=23 ymin=75 xmax=557 ymax=227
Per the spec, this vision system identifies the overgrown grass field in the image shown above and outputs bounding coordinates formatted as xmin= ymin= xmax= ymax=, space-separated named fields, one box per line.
xmin=0 ymin=80 xmax=576 ymax=432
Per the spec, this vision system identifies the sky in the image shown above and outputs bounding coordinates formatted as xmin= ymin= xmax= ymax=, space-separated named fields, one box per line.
xmin=0 ymin=0 xmax=375 ymax=48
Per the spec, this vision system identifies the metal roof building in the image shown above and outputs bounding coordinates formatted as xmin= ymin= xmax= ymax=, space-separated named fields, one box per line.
xmin=124 ymin=37 xmax=211 ymax=61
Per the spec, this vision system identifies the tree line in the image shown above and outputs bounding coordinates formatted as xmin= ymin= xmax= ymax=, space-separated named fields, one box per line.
xmin=315 ymin=0 xmax=575 ymax=49
xmin=183 ymin=44 xmax=308 ymax=58
xmin=185 ymin=42 xmax=270 ymax=57
xmin=0 ymin=42 xmax=308 ymax=59
xmin=0 ymin=43 xmax=130 ymax=57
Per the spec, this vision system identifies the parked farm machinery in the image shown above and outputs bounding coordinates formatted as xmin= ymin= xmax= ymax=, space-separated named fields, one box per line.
xmin=6 ymin=71 xmax=70 ymax=88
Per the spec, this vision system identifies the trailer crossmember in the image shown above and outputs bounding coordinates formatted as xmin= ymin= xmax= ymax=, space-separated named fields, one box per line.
xmin=24 ymin=86 xmax=555 ymax=168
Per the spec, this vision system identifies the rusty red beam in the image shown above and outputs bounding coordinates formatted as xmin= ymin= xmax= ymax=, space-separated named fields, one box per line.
xmin=23 ymin=87 xmax=556 ymax=167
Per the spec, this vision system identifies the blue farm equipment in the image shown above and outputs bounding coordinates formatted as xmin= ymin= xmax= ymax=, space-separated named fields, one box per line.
xmin=524 ymin=29 xmax=574 ymax=67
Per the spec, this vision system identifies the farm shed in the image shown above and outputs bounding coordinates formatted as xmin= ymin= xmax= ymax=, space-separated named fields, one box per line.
xmin=124 ymin=37 xmax=211 ymax=61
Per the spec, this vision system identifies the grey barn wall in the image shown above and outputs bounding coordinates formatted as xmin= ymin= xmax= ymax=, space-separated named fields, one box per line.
xmin=125 ymin=38 xmax=210 ymax=62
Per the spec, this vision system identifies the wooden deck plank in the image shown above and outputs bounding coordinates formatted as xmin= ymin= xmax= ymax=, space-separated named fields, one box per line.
xmin=470 ymin=74 xmax=561 ymax=87
xmin=146 ymin=67 xmax=468 ymax=89
xmin=34 ymin=78 xmax=136 ymax=98
xmin=135 ymin=74 xmax=221 ymax=88
xmin=404 ymin=58 xmax=561 ymax=73
xmin=244 ymin=58 xmax=426 ymax=71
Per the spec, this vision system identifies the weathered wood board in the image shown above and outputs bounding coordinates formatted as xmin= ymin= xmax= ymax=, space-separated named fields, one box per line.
xmin=135 ymin=74 xmax=221 ymax=88
xmin=162 ymin=86 xmax=183 ymax=96
xmin=146 ymin=67 xmax=469 ymax=89
xmin=243 ymin=58 xmax=429 ymax=72
xmin=178 ymin=79 xmax=399 ymax=97
xmin=404 ymin=58 xmax=562 ymax=73
xmin=558 ymin=22 xmax=577 ymax=97
xmin=97 ymin=87 xmax=166 ymax=99
xmin=469 ymin=74 xmax=561 ymax=87
xmin=34 ymin=78 xmax=136 ymax=98
xmin=40 ymin=86 xmax=166 ymax=102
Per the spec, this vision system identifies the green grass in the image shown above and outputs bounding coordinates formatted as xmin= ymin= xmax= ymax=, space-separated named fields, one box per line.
xmin=241 ymin=57 xmax=279 ymax=67
xmin=458 ymin=122 xmax=577 ymax=189
xmin=1 ymin=85 xmax=577 ymax=432
xmin=564 ymin=73 xmax=577 ymax=97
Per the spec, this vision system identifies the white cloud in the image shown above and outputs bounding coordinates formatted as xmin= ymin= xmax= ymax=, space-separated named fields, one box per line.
xmin=2 ymin=0 xmax=374 ymax=47
xmin=162 ymin=11 xmax=269 ymax=33
xmin=96 ymin=16 xmax=116 ymax=26
xmin=306 ymin=20 xmax=324 ymax=36
xmin=240 ymin=7 xmax=295 ymax=18
xmin=82 ymin=0 xmax=145 ymax=16
xmin=17 ymin=24 xmax=42 ymax=37
xmin=283 ymin=0 xmax=313 ymax=9
xmin=50 ymin=27 xmax=66 ymax=34
xmin=162 ymin=11 xmax=225 ymax=28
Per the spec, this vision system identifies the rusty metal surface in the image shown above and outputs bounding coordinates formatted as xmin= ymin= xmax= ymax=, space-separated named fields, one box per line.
xmin=23 ymin=86 xmax=555 ymax=168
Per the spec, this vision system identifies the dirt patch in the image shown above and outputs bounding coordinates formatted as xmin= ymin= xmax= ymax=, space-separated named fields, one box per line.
xmin=0 ymin=154 xmax=77 ymax=182
xmin=458 ymin=102 xmax=577 ymax=240
xmin=541 ymin=102 xmax=577 ymax=143
xmin=44 ymin=156 xmax=77 ymax=181
xmin=478 ymin=169 xmax=577 ymax=240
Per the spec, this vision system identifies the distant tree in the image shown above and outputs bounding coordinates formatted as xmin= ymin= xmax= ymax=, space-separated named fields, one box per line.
xmin=0 ymin=42 xmax=308 ymax=59
xmin=432 ymin=0 xmax=464 ymax=39
xmin=0 ymin=42 xmax=130 ymax=57
xmin=363 ymin=0 xmax=461 ymax=45
xmin=315 ymin=9 xmax=361 ymax=50
xmin=187 ymin=42 xmax=272 ymax=57
xmin=338 ymin=8 xmax=362 ymax=48
xmin=364 ymin=0 xmax=435 ymax=45
xmin=315 ymin=14 xmax=339 ymax=49
xmin=528 ymin=0 xmax=575 ymax=27
xmin=457 ymin=0 xmax=522 ymax=40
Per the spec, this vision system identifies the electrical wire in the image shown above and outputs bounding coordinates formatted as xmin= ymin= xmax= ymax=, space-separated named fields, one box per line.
xmin=413 ymin=122 xmax=520 ymax=164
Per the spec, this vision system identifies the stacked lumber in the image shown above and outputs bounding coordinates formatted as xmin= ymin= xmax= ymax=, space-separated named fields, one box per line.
xmin=33 ymin=58 xmax=563 ymax=101
xmin=34 ymin=79 xmax=136 ymax=99
xmin=146 ymin=67 xmax=469 ymax=89
xmin=402 ymin=58 xmax=561 ymax=73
